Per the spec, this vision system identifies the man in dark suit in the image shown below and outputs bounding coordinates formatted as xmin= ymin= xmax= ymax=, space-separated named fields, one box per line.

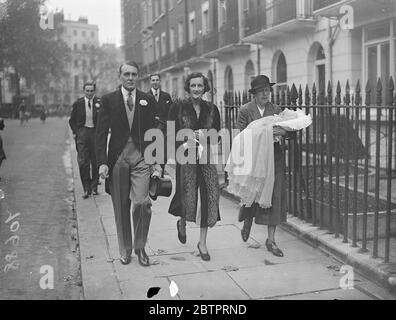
xmin=147 ymin=73 xmax=172 ymax=173
xmin=69 ymin=81 xmax=101 ymax=199
xmin=96 ymin=61 xmax=161 ymax=267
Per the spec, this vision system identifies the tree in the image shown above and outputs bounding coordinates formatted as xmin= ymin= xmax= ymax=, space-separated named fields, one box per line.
xmin=82 ymin=44 xmax=122 ymax=96
xmin=0 ymin=0 xmax=71 ymax=100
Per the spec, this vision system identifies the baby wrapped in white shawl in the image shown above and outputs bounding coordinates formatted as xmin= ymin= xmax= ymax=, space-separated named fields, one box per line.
xmin=225 ymin=108 xmax=312 ymax=209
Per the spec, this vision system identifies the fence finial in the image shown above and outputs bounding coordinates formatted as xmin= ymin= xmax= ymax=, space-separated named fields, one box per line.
xmin=345 ymin=80 xmax=350 ymax=106
xmin=287 ymin=86 xmax=291 ymax=106
xmin=305 ymin=84 xmax=310 ymax=106
xmin=335 ymin=81 xmax=341 ymax=105
xmin=355 ymin=80 xmax=361 ymax=106
xmin=291 ymin=84 xmax=298 ymax=106
xmin=312 ymin=82 xmax=317 ymax=106
xmin=376 ymin=78 xmax=382 ymax=106
xmin=327 ymin=80 xmax=333 ymax=105
xmin=298 ymin=85 xmax=303 ymax=106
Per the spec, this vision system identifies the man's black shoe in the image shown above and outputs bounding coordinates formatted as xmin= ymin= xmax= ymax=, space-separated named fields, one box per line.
xmin=120 ymin=256 xmax=131 ymax=265
xmin=135 ymin=248 xmax=150 ymax=267
xmin=82 ymin=191 xmax=90 ymax=199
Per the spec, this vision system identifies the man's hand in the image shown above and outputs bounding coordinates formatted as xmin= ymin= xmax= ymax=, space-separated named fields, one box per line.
xmin=273 ymin=126 xmax=287 ymax=137
xmin=99 ymin=165 xmax=109 ymax=180
xmin=151 ymin=164 xmax=162 ymax=178
xmin=73 ymin=133 xmax=77 ymax=140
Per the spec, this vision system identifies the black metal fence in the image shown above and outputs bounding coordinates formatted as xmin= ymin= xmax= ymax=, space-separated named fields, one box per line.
xmin=221 ymin=77 xmax=396 ymax=263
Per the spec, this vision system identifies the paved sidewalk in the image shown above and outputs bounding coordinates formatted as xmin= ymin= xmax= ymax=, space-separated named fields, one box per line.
xmin=70 ymin=139 xmax=393 ymax=300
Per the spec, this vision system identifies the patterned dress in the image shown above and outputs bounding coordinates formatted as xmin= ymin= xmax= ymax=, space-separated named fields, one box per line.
xmin=168 ymin=98 xmax=221 ymax=228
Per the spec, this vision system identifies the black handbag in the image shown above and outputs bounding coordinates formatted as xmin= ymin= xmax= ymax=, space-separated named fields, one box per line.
xmin=149 ymin=167 xmax=172 ymax=201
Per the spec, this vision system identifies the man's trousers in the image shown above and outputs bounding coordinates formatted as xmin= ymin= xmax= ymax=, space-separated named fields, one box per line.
xmin=110 ymin=141 xmax=153 ymax=258
xmin=76 ymin=127 xmax=99 ymax=193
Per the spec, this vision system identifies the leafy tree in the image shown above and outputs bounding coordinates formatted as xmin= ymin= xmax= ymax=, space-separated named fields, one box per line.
xmin=0 ymin=0 xmax=71 ymax=100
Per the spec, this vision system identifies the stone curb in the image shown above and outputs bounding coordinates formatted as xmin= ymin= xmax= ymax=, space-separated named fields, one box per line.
xmin=219 ymin=184 xmax=396 ymax=295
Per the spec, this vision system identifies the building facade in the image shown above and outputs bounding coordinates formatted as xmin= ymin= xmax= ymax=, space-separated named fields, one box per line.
xmin=35 ymin=16 xmax=100 ymax=107
xmin=121 ymin=0 xmax=396 ymax=106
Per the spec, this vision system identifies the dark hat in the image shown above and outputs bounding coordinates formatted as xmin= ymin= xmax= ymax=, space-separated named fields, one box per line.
xmin=248 ymin=75 xmax=276 ymax=94
xmin=149 ymin=175 xmax=172 ymax=201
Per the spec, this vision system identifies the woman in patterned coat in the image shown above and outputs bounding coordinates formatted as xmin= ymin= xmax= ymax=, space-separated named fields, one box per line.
xmin=167 ymin=72 xmax=221 ymax=261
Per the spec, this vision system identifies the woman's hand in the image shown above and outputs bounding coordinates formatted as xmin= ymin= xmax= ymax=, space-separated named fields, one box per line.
xmin=273 ymin=126 xmax=287 ymax=137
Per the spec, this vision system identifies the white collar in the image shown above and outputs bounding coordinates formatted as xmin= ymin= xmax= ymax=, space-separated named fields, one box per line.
xmin=121 ymin=86 xmax=136 ymax=98
xmin=85 ymin=96 xmax=94 ymax=102
xmin=152 ymin=88 xmax=160 ymax=95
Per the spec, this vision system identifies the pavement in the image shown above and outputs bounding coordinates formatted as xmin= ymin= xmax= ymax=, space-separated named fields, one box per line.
xmin=69 ymin=132 xmax=395 ymax=300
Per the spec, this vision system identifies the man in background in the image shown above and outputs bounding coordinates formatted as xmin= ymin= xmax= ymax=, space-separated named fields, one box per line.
xmin=69 ymin=81 xmax=101 ymax=199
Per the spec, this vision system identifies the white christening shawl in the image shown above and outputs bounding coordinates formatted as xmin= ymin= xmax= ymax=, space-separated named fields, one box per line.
xmin=225 ymin=108 xmax=312 ymax=209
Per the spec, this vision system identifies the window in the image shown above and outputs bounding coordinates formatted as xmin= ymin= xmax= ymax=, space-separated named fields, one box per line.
xmin=161 ymin=0 xmax=166 ymax=13
xmin=244 ymin=60 xmax=255 ymax=91
xmin=73 ymin=30 xmax=77 ymax=36
xmin=73 ymin=43 xmax=78 ymax=51
xmin=148 ymin=37 xmax=154 ymax=62
xmin=82 ymin=60 xmax=87 ymax=69
xmin=225 ymin=66 xmax=234 ymax=92
xmin=315 ymin=45 xmax=326 ymax=88
xmin=154 ymin=0 xmax=160 ymax=18
xmin=74 ymin=60 xmax=79 ymax=68
xmin=82 ymin=44 xmax=87 ymax=51
xmin=82 ymin=30 xmax=86 ymax=37
xmin=161 ymin=32 xmax=167 ymax=56
xmin=364 ymin=21 xmax=394 ymax=104
xmin=189 ymin=11 xmax=196 ymax=43
xmin=170 ymin=28 xmax=175 ymax=53
xmin=169 ymin=0 xmax=175 ymax=10
xmin=275 ymin=52 xmax=287 ymax=94
xmin=155 ymin=36 xmax=160 ymax=59
xmin=91 ymin=31 xmax=95 ymax=38
xmin=178 ymin=21 xmax=184 ymax=48
xmin=219 ymin=0 xmax=227 ymax=26
xmin=202 ymin=2 xmax=209 ymax=35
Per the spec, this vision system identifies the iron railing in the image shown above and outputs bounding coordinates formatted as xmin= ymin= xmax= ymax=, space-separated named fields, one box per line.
xmin=313 ymin=0 xmax=343 ymax=11
xmin=222 ymin=77 xmax=396 ymax=263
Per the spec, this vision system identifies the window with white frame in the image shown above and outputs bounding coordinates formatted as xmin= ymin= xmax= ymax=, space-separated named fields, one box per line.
xmin=178 ymin=21 xmax=184 ymax=48
xmin=202 ymin=1 xmax=209 ymax=35
xmin=148 ymin=0 xmax=153 ymax=25
xmin=364 ymin=20 xmax=395 ymax=104
xmin=148 ymin=37 xmax=154 ymax=62
xmin=189 ymin=11 xmax=196 ymax=43
xmin=170 ymin=28 xmax=175 ymax=52
xmin=154 ymin=0 xmax=160 ymax=18
xmin=169 ymin=0 xmax=175 ymax=10
xmin=155 ymin=36 xmax=160 ymax=59
xmin=219 ymin=0 xmax=227 ymax=26
xmin=161 ymin=32 xmax=167 ymax=56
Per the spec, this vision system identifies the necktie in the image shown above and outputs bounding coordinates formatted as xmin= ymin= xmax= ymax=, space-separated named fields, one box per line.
xmin=155 ymin=90 xmax=159 ymax=102
xmin=127 ymin=92 xmax=134 ymax=112
xmin=88 ymin=100 xmax=92 ymax=109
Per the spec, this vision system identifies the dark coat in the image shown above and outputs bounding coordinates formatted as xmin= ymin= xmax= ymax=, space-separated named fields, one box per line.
xmin=236 ymin=101 xmax=294 ymax=226
xmin=95 ymin=88 xmax=157 ymax=194
xmin=167 ymin=98 xmax=221 ymax=227
xmin=69 ymin=96 xmax=101 ymax=135
xmin=147 ymin=89 xmax=172 ymax=127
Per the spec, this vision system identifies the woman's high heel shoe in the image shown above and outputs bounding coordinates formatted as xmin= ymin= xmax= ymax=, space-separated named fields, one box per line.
xmin=177 ymin=220 xmax=187 ymax=244
xmin=197 ymin=242 xmax=211 ymax=261
xmin=265 ymin=239 xmax=284 ymax=257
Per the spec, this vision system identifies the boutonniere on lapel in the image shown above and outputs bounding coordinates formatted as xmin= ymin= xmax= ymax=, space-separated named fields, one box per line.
xmin=139 ymin=99 xmax=148 ymax=107
xmin=94 ymin=98 xmax=101 ymax=109
xmin=166 ymin=100 xmax=170 ymax=104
